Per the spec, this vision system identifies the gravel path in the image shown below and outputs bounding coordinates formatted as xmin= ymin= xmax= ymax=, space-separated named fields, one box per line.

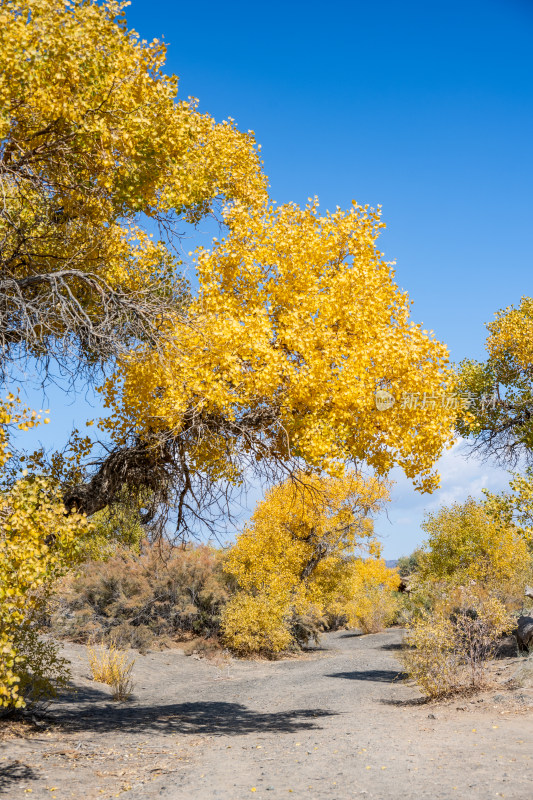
xmin=2 ymin=629 xmax=533 ymax=799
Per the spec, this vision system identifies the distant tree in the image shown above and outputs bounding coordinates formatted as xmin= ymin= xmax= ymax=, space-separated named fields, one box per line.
xmin=221 ymin=471 xmax=390 ymax=654
xmin=457 ymin=296 xmax=533 ymax=466
xmin=397 ymin=549 xmax=423 ymax=578
xmin=418 ymin=497 xmax=531 ymax=596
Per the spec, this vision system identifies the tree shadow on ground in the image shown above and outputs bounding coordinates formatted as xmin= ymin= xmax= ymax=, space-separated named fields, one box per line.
xmin=379 ymin=642 xmax=403 ymax=652
xmin=0 ymin=762 xmax=40 ymax=795
xmin=47 ymin=694 xmax=335 ymax=737
xmin=326 ymin=669 xmax=408 ymax=683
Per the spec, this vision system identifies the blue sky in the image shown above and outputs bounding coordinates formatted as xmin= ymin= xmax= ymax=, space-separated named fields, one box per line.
xmin=13 ymin=0 xmax=533 ymax=557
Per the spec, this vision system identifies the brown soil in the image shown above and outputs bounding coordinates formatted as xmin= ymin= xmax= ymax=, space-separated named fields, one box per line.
xmin=1 ymin=629 xmax=532 ymax=799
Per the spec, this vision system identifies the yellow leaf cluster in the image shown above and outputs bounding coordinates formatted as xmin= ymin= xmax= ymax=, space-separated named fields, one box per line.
xmin=1 ymin=0 xmax=266 ymax=347
xmin=106 ymin=200 xmax=456 ymax=491
xmin=457 ymin=297 xmax=533 ymax=451
xmin=329 ymin=557 xmax=401 ymax=634
xmin=0 ymin=0 xmax=266 ymax=213
xmin=0 ymin=396 xmax=91 ymax=707
xmin=418 ymin=497 xmax=532 ymax=597
xmin=220 ymin=471 xmax=393 ymax=654
xmin=484 ymin=466 xmax=533 ymax=542
xmin=486 ymin=296 xmax=533 ymax=377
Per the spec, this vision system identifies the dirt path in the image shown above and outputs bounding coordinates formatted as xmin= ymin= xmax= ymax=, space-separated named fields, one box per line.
xmin=2 ymin=629 xmax=533 ymax=799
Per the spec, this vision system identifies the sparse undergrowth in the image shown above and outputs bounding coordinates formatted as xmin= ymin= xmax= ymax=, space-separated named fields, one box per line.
xmin=44 ymin=542 xmax=230 ymax=653
xmin=400 ymin=586 xmax=514 ymax=699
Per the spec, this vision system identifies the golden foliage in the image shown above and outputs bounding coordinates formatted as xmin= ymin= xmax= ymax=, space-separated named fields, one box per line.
xmin=418 ymin=497 xmax=532 ymax=600
xmin=457 ymin=297 xmax=533 ymax=461
xmin=484 ymin=467 xmax=533 ymax=545
xmin=221 ymin=472 xmax=392 ymax=654
xmin=221 ymin=591 xmax=293 ymax=656
xmin=401 ymin=496 xmax=531 ymax=698
xmin=2 ymin=0 xmax=457 ymax=538
xmin=332 ymin=558 xmax=401 ymax=634
xmin=0 ymin=0 xmax=266 ymax=366
xmin=106 ymin=199 xmax=456 ymax=494
xmin=0 ymin=395 xmax=91 ymax=707
xmin=0 ymin=0 xmax=266 ymax=225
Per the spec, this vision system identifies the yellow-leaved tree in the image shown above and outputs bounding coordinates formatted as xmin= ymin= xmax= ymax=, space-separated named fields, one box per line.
xmin=457 ymin=296 xmax=533 ymax=465
xmin=0 ymin=0 xmax=458 ymax=536
xmin=400 ymin=497 xmax=531 ymax=698
xmin=418 ymin=497 xmax=531 ymax=598
xmin=0 ymin=0 xmax=460 ymax=692
xmin=220 ymin=471 xmax=394 ymax=654
xmin=0 ymin=0 xmax=266 ymax=375
xmin=0 ymin=396 xmax=92 ymax=708
xmin=98 ymin=199 xmax=458 ymax=536
xmin=327 ymin=557 xmax=401 ymax=635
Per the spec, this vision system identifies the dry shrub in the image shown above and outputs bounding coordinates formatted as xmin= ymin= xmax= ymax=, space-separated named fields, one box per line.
xmin=48 ymin=542 xmax=229 ymax=650
xmin=289 ymin=605 xmax=325 ymax=648
xmin=181 ymin=637 xmax=222 ymax=658
xmin=221 ymin=591 xmax=292 ymax=656
xmin=87 ymin=639 xmax=135 ymax=701
xmin=400 ymin=585 xmax=513 ymax=698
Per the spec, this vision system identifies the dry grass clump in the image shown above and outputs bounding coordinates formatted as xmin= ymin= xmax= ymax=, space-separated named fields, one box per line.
xmin=87 ymin=639 xmax=135 ymax=701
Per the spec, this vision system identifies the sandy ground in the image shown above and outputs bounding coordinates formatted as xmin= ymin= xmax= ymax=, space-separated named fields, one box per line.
xmin=1 ymin=629 xmax=533 ymax=800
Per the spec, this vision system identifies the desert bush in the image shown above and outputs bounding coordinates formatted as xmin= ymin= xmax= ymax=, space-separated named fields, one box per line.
xmin=400 ymin=586 xmax=513 ymax=698
xmin=87 ymin=639 xmax=135 ymax=701
xmin=342 ymin=558 xmax=401 ymax=634
xmin=181 ymin=637 xmax=222 ymax=658
xmin=0 ymin=397 xmax=92 ymax=709
xmin=3 ymin=625 xmax=71 ymax=710
xmin=48 ymin=541 xmax=230 ymax=650
xmin=221 ymin=591 xmax=292 ymax=656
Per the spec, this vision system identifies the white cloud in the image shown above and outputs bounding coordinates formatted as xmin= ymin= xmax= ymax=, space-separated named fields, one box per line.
xmin=376 ymin=438 xmax=514 ymax=560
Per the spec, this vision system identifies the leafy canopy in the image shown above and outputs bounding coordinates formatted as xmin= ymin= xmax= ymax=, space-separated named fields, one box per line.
xmin=418 ymin=496 xmax=531 ymax=594
xmin=457 ymin=296 xmax=533 ymax=465
xmin=221 ymin=471 xmax=393 ymax=654
xmin=2 ymin=0 xmax=457 ymax=543
xmin=0 ymin=0 xmax=266 ymax=373
xmin=103 ymin=199 xmax=457 ymax=523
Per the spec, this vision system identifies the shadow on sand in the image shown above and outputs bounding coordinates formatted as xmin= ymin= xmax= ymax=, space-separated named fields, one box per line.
xmin=47 ymin=684 xmax=336 ymax=737
xmin=0 ymin=762 xmax=40 ymax=795
xmin=379 ymin=642 xmax=404 ymax=652
xmin=326 ymin=669 xmax=408 ymax=683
